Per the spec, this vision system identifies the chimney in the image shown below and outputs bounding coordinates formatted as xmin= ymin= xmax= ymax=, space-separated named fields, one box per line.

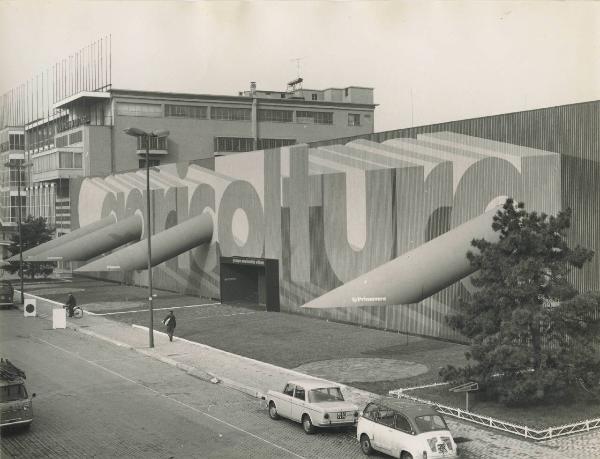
xmin=250 ymin=81 xmax=257 ymax=96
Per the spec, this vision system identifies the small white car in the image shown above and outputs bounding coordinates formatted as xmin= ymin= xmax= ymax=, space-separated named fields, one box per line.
xmin=266 ymin=379 xmax=359 ymax=434
xmin=357 ymin=398 xmax=459 ymax=458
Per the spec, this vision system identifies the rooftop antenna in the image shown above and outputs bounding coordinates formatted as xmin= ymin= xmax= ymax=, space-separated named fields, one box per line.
xmin=287 ymin=57 xmax=306 ymax=97
xmin=290 ymin=57 xmax=306 ymax=79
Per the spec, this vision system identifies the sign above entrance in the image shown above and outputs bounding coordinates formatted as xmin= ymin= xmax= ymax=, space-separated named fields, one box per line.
xmin=230 ymin=256 xmax=265 ymax=266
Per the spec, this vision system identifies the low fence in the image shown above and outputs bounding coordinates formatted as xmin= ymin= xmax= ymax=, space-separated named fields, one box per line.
xmin=389 ymin=382 xmax=600 ymax=441
xmin=15 ymin=289 xmax=64 ymax=316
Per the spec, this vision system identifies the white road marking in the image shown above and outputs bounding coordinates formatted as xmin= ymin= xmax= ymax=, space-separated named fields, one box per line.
xmin=35 ymin=337 xmax=306 ymax=459
xmin=88 ymin=302 xmax=221 ymax=316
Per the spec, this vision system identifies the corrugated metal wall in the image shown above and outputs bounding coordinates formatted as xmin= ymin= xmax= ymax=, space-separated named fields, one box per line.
xmin=279 ymin=132 xmax=563 ymax=342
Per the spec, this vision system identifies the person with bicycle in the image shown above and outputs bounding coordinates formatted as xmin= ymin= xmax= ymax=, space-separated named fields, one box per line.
xmin=64 ymin=293 xmax=77 ymax=318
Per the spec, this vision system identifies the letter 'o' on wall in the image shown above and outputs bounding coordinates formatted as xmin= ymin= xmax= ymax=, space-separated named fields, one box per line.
xmin=218 ymin=180 xmax=265 ymax=257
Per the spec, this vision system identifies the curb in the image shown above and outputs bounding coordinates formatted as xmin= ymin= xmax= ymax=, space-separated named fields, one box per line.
xmin=60 ymin=312 xmax=267 ymax=400
xmin=14 ymin=299 xmax=267 ymax=400
xmin=132 ymin=323 xmax=373 ymax=402
xmin=16 ymin=290 xmax=368 ymax=404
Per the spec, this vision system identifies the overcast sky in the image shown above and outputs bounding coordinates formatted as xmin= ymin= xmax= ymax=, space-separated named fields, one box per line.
xmin=1 ymin=1 xmax=599 ymax=132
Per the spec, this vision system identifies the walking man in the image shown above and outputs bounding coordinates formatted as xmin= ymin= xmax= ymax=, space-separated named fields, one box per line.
xmin=163 ymin=310 xmax=176 ymax=342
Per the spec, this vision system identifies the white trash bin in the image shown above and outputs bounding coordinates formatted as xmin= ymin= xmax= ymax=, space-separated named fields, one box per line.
xmin=53 ymin=308 xmax=67 ymax=329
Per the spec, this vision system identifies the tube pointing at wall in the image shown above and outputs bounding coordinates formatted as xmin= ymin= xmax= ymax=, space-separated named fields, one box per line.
xmin=24 ymin=214 xmax=143 ymax=262
xmin=75 ymin=212 xmax=213 ymax=272
xmin=302 ymin=207 xmax=501 ymax=309
xmin=9 ymin=214 xmax=116 ymax=262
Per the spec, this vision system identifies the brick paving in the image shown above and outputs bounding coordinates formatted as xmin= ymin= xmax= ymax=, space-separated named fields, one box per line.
xmin=17 ymin=276 xmax=600 ymax=458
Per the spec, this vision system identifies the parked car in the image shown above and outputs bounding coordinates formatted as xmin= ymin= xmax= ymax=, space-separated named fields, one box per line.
xmin=266 ymin=379 xmax=359 ymax=434
xmin=0 ymin=358 xmax=35 ymax=430
xmin=357 ymin=398 xmax=458 ymax=458
xmin=0 ymin=280 xmax=14 ymax=309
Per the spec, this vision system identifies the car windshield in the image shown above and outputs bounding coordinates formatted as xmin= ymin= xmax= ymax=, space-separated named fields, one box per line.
xmin=414 ymin=414 xmax=448 ymax=433
xmin=308 ymin=387 xmax=345 ymax=403
xmin=0 ymin=384 xmax=28 ymax=402
xmin=0 ymin=281 xmax=13 ymax=293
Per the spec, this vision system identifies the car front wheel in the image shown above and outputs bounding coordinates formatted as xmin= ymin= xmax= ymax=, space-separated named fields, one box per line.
xmin=268 ymin=402 xmax=279 ymax=420
xmin=400 ymin=452 xmax=413 ymax=459
xmin=302 ymin=414 xmax=315 ymax=434
xmin=360 ymin=434 xmax=373 ymax=455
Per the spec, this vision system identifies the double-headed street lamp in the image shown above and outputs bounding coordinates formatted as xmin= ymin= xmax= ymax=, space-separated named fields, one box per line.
xmin=123 ymin=127 xmax=169 ymax=348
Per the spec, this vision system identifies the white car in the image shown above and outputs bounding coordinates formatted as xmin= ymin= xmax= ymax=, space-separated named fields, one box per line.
xmin=266 ymin=379 xmax=359 ymax=434
xmin=357 ymin=398 xmax=459 ymax=458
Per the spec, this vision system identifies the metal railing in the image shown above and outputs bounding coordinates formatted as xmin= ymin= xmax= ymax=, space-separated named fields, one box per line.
xmin=389 ymin=382 xmax=600 ymax=441
xmin=0 ymin=141 xmax=25 ymax=152
xmin=56 ymin=117 xmax=90 ymax=133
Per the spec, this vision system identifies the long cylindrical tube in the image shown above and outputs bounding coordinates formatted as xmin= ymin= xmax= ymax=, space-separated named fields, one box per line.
xmin=75 ymin=212 xmax=214 ymax=272
xmin=303 ymin=207 xmax=501 ymax=309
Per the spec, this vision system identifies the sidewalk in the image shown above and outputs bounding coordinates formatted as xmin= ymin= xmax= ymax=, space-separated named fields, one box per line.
xmin=17 ymin=282 xmax=600 ymax=458
xmin=21 ymin=289 xmax=376 ymax=406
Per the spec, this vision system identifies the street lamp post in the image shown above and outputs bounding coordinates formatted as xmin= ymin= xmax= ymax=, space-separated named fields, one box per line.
xmin=16 ymin=160 xmax=24 ymax=306
xmin=123 ymin=127 xmax=169 ymax=348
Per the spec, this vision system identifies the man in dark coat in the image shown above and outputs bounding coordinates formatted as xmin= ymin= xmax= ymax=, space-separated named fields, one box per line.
xmin=163 ymin=310 xmax=176 ymax=342
xmin=65 ymin=293 xmax=77 ymax=317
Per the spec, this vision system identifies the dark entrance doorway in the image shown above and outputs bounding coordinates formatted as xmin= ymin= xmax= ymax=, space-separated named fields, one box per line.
xmin=220 ymin=256 xmax=280 ymax=312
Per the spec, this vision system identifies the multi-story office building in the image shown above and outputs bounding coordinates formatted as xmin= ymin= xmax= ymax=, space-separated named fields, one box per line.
xmin=24 ymin=82 xmax=376 ymax=234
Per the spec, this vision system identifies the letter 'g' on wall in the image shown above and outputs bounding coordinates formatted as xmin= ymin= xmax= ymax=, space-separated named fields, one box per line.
xmin=218 ymin=180 xmax=265 ymax=257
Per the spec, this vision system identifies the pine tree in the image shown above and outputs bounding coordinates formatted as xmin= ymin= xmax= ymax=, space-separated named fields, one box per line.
xmin=4 ymin=216 xmax=56 ymax=279
xmin=442 ymin=199 xmax=598 ymax=405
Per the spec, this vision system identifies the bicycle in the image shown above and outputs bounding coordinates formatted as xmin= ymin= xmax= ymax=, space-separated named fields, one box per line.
xmin=64 ymin=305 xmax=84 ymax=318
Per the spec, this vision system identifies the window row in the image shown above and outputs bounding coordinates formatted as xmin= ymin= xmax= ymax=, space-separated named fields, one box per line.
xmin=55 ymin=130 xmax=83 ymax=148
xmin=165 ymin=104 xmax=208 ymax=119
xmin=348 ymin=113 xmax=361 ymax=126
xmin=214 ymin=137 xmax=254 ymax=153
xmin=117 ymin=102 xmax=350 ymax=126
xmin=296 ymin=111 xmax=333 ymax=125
xmin=0 ymin=169 xmax=27 ymax=188
xmin=33 ymin=152 xmax=83 ymax=173
xmin=0 ymin=134 xmax=25 ymax=152
xmin=215 ymin=137 xmax=297 ymax=153
xmin=257 ymin=138 xmax=296 ymax=149
xmin=137 ymin=136 xmax=167 ymax=150
xmin=257 ymin=109 xmax=293 ymax=123
xmin=211 ymin=107 xmax=252 ymax=121
xmin=0 ymin=195 xmax=26 ymax=222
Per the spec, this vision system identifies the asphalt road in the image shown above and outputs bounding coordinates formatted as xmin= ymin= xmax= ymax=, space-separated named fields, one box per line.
xmin=0 ymin=308 xmax=385 ymax=459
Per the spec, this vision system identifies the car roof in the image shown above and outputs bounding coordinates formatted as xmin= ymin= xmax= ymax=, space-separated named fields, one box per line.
xmin=287 ymin=379 xmax=341 ymax=390
xmin=370 ymin=398 xmax=440 ymax=417
xmin=0 ymin=378 xmax=25 ymax=386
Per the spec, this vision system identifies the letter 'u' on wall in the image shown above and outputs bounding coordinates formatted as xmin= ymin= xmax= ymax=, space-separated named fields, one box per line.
xmin=323 ymin=168 xmax=394 ymax=283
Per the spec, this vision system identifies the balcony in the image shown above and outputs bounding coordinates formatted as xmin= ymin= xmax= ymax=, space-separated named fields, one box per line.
xmin=0 ymin=141 xmax=25 ymax=153
xmin=135 ymin=136 xmax=168 ymax=156
xmin=56 ymin=117 xmax=91 ymax=134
